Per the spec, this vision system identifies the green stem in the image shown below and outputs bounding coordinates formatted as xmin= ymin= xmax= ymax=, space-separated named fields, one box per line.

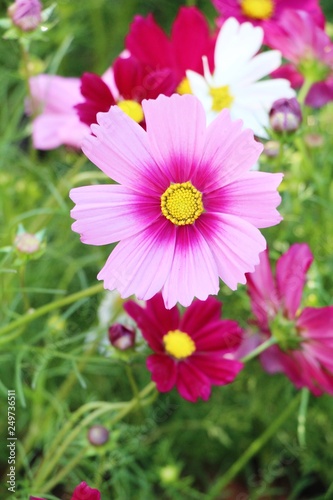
xmin=297 ymin=78 xmax=313 ymax=106
xmin=241 ymin=336 xmax=277 ymax=363
xmin=297 ymin=388 xmax=310 ymax=448
xmin=0 ymin=283 xmax=104 ymax=341
xmin=206 ymin=393 xmax=301 ymax=499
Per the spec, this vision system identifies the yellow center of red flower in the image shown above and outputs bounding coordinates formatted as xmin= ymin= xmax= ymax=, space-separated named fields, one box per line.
xmin=176 ymin=77 xmax=192 ymax=95
xmin=161 ymin=181 xmax=204 ymax=226
xmin=241 ymin=0 xmax=274 ymax=20
xmin=163 ymin=329 xmax=196 ymax=359
xmin=117 ymin=100 xmax=144 ymax=123
xmin=209 ymin=86 xmax=234 ymax=112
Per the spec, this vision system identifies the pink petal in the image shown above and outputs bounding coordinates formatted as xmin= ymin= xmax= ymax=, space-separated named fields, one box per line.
xmin=204 ymin=171 xmax=283 ymax=228
xmin=32 ymin=114 xmax=88 ymax=150
xmin=194 ymin=109 xmax=263 ymax=192
xmin=276 ymin=243 xmax=313 ymax=319
xmin=190 ymin=354 xmax=243 ymax=385
xmin=124 ymin=294 xmax=180 ymax=352
xmin=29 ymin=74 xmax=82 ymax=114
xmin=180 ymin=296 xmax=223 ymax=334
xmin=197 ymin=212 xmax=266 ymax=291
xmin=98 ymin=219 xmax=176 ymax=301
xmin=142 ymin=94 xmax=206 ymax=183
xmin=297 ymin=306 xmax=333 ymax=341
xmin=70 ymin=185 xmax=160 ymax=245
xmin=176 ymin=361 xmax=212 ymax=402
xmin=71 ymin=481 xmax=101 ymax=500
xmin=146 ymin=354 xmax=177 ymax=392
xmin=162 ymin=225 xmax=219 ymax=309
xmin=246 ymin=249 xmax=280 ymax=329
xmin=82 ymin=106 xmax=169 ymax=195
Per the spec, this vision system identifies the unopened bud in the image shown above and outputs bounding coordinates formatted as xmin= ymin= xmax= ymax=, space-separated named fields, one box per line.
xmin=87 ymin=425 xmax=109 ymax=446
xmin=8 ymin=0 xmax=42 ymax=32
xmin=14 ymin=232 xmax=40 ymax=254
xmin=304 ymin=133 xmax=324 ymax=148
xmin=263 ymin=140 xmax=280 ymax=158
xmin=269 ymin=98 xmax=302 ymax=133
xmin=108 ymin=323 xmax=135 ymax=351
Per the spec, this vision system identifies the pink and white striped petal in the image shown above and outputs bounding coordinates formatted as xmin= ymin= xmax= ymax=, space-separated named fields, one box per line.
xmin=98 ymin=219 xmax=176 ymax=301
xmin=162 ymin=225 xmax=219 ymax=309
xmin=142 ymin=94 xmax=206 ymax=183
xmin=204 ymin=171 xmax=283 ymax=228
xmin=70 ymin=184 xmax=160 ymax=245
xmin=82 ymin=107 xmax=168 ymax=195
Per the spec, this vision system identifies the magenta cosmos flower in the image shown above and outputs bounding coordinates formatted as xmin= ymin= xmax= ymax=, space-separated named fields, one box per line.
xmin=246 ymin=244 xmax=333 ymax=396
xmin=70 ymin=94 xmax=283 ymax=308
xmin=124 ymin=6 xmax=216 ymax=93
xmin=125 ymin=293 xmax=244 ymax=402
xmin=30 ymin=481 xmax=101 ymax=500
xmin=212 ymin=0 xmax=324 ymax=46
xmin=268 ymin=10 xmax=333 ymax=108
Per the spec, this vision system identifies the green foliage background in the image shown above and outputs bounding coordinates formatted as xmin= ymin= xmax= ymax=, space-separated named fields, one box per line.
xmin=0 ymin=1 xmax=333 ymax=499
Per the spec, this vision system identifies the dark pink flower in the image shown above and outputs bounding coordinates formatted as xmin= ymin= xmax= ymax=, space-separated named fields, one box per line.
xmin=108 ymin=323 xmax=136 ymax=350
xmin=8 ymin=0 xmax=42 ymax=31
xmin=246 ymin=244 xmax=333 ymax=396
xmin=125 ymin=7 xmax=216 ymax=90
xmin=268 ymin=10 xmax=333 ymax=107
xmin=29 ymin=481 xmax=100 ymax=500
xmin=124 ymin=293 xmax=243 ymax=402
xmin=212 ymin=0 xmax=325 ymax=46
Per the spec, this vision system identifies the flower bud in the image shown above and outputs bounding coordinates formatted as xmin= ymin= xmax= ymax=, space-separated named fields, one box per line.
xmin=263 ymin=140 xmax=280 ymax=158
xmin=8 ymin=0 xmax=42 ymax=32
xmin=304 ymin=133 xmax=324 ymax=148
xmin=87 ymin=425 xmax=109 ymax=446
xmin=108 ymin=323 xmax=135 ymax=351
xmin=14 ymin=232 xmax=40 ymax=254
xmin=269 ymin=98 xmax=302 ymax=133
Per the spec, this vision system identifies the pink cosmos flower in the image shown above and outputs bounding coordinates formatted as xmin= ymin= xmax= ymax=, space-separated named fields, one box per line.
xmin=124 ymin=293 xmax=244 ymax=402
xmin=212 ymin=0 xmax=325 ymax=46
xmin=30 ymin=481 xmax=101 ymax=500
xmin=246 ymin=244 xmax=333 ymax=396
xmin=70 ymin=94 xmax=283 ymax=308
xmin=125 ymin=6 xmax=216 ymax=92
xmin=267 ymin=10 xmax=333 ymax=107
xmin=28 ymin=75 xmax=90 ymax=150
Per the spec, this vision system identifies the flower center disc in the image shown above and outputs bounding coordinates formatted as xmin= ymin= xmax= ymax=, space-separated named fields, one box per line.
xmin=163 ymin=329 xmax=196 ymax=359
xmin=241 ymin=0 xmax=274 ymax=20
xmin=209 ymin=86 xmax=234 ymax=112
xmin=161 ymin=181 xmax=204 ymax=226
xmin=176 ymin=77 xmax=192 ymax=95
xmin=117 ymin=100 xmax=144 ymax=123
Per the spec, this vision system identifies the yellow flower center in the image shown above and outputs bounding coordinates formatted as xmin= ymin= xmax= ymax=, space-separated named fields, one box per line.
xmin=176 ymin=77 xmax=192 ymax=95
xmin=241 ymin=0 xmax=274 ymax=20
xmin=163 ymin=329 xmax=196 ymax=360
xmin=209 ymin=85 xmax=234 ymax=112
xmin=117 ymin=100 xmax=144 ymax=123
xmin=161 ymin=181 xmax=204 ymax=226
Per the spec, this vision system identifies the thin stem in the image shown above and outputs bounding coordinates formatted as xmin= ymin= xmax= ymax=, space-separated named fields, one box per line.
xmin=241 ymin=336 xmax=277 ymax=363
xmin=19 ymin=264 xmax=30 ymax=311
xmin=206 ymin=393 xmax=301 ymax=499
xmin=297 ymin=388 xmax=310 ymax=448
xmin=0 ymin=283 xmax=104 ymax=340
xmin=297 ymin=78 xmax=313 ymax=106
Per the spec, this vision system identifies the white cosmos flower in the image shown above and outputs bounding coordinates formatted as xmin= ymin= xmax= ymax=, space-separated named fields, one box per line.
xmin=186 ymin=17 xmax=295 ymax=138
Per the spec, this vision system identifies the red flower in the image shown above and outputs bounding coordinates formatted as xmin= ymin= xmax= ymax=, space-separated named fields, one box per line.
xmin=29 ymin=481 xmax=100 ymax=500
xmin=246 ymin=244 xmax=333 ymax=396
xmin=124 ymin=294 xmax=243 ymax=403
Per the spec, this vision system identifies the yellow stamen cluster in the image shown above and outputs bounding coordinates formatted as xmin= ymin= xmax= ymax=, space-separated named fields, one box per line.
xmin=176 ymin=77 xmax=192 ymax=95
xmin=163 ymin=329 xmax=196 ymax=360
xmin=241 ymin=0 xmax=274 ymax=20
xmin=161 ymin=181 xmax=204 ymax=226
xmin=118 ymin=100 xmax=144 ymax=123
xmin=209 ymin=85 xmax=234 ymax=112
